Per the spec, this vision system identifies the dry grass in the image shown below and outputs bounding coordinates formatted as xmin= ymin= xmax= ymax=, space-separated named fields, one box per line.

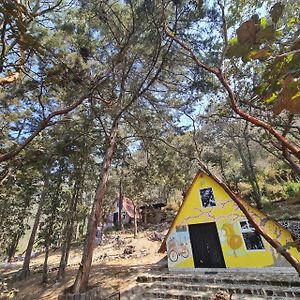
xmin=1 ymin=231 xmax=167 ymax=300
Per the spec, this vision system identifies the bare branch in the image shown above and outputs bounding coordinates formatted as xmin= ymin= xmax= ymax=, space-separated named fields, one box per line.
xmin=217 ymin=0 xmax=228 ymax=68
xmin=0 ymin=71 xmax=110 ymax=163
xmin=37 ymin=82 xmax=46 ymax=119
xmin=183 ymin=112 xmax=203 ymax=159
xmin=32 ymin=0 xmax=64 ymax=17
xmin=163 ymin=12 xmax=300 ymax=160
xmin=89 ymin=98 xmax=109 ymax=141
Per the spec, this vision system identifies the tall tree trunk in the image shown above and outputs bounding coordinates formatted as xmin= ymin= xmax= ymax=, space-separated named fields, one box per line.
xmin=80 ymin=217 xmax=86 ymax=237
xmin=236 ymin=141 xmax=262 ymax=209
xmin=7 ymin=232 xmax=22 ymax=262
xmin=42 ymin=239 xmax=50 ymax=284
xmin=118 ymin=177 xmax=123 ymax=231
xmin=42 ymin=165 xmax=62 ymax=284
xmin=133 ymin=205 xmax=138 ymax=239
xmin=20 ymin=168 xmax=51 ymax=279
xmin=57 ymin=179 xmax=81 ymax=281
xmin=72 ymin=116 xmax=120 ymax=293
xmin=144 ymin=208 xmax=148 ymax=225
xmin=75 ymin=223 xmax=80 ymax=240
xmin=218 ymin=149 xmax=229 ymax=184
xmin=243 ymin=134 xmax=262 ymax=208
xmin=56 ymin=225 xmax=73 ymax=281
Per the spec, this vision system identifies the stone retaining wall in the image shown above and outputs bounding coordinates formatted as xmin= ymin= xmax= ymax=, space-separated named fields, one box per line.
xmin=279 ymin=220 xmax=300 ymax=239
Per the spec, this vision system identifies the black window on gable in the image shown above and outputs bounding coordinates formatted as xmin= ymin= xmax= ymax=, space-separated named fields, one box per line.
xmin=200 ymin=187 xmax=216 ymax=208
xmin=239 ymin=220 xmax=265 ymax=251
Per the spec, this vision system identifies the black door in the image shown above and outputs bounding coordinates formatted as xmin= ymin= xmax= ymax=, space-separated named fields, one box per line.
xmin=113 ymin=212 xmax=118 ymax=225
xmin=188 ymin=222 xmax=226 ymax=268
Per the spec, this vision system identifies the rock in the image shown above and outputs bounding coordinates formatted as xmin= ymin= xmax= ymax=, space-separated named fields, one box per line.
xmin=214 ymin=291 xmax=232 ymax=300
xmin=140 ymin=249 xmax=149 ymax=256
xmin=147 ymin=231 xmax=164 ymax=241
xmin=113 ymin=236 xmax=126 ymax=248
xmin=123 ymin=245 xmax=135 ymax=255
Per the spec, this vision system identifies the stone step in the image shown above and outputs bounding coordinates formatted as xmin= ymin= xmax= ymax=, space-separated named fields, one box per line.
xmin=137 ymin=272 xmax=300 ymax=288
xmin=150 ymin=281 xmax=300 ymax=298
xmin=143 ymin=288 xmax=300 ymax=300
xmin=143 ymin=288 xmax=216 ymax=300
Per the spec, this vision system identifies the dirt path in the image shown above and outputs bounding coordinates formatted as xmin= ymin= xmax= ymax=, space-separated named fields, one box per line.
xmin=1 ymin=230 xmax=167 ymax=300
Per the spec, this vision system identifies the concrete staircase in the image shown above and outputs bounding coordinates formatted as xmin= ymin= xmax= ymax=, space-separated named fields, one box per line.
xmin=121 ymin=270 xmax=300 ymax=300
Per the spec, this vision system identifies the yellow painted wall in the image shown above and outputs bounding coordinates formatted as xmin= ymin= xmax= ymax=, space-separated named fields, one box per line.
xmin=166 ymin=173 xmax=300 ymax=269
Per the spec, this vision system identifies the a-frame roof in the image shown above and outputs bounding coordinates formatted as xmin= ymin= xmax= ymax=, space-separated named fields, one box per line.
xmin=158 ymin=171 xmax=202 ymax=253
xmin=158 ymin=171 xmax=297 ymax=253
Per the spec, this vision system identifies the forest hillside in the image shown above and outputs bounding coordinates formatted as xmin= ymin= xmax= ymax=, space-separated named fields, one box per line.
xmin=1 ymin=0 xmax=300 ymax=298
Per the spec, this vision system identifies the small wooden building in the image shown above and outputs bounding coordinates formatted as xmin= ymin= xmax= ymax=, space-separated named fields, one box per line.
xmin=140 ymin=202 xmax=166 ymax=224
xmin=106 ymin=197 xmax=140 ymax=228
xmin=159 ymin=172 xmax=300 ymax=270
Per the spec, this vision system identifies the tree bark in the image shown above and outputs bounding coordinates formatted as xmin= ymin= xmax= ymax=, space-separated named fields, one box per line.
xmin=118 ymin=177 xmax=123 ymax=231
xmin=57 ymin=179 xmax=81 ymax=281
xmin=56 ymin=224 xmax=73 ymax=281
xmin=42 ymin=240 xmax=50 ymax=284
xmin=134 ymin=206 xmax=138 ymax=239
xmin=75 ymin=223 xmax=81 ymax=240
xmin=236 ymin=141 xmax=262 ymax=209
xmin=42 ymin=163 xmax=62 ymax=283
xmin=7 ymin=232 xmax=22 ymax=262
xmin=244 ymin=135 xmax=262 ymax=208
xmin=20 ymin=168 xmax=51 ymax=279
xmin=72 ymin=116 xmax=120 ymax=293
xmin=144 ymin=209 xmax=148 ymax=225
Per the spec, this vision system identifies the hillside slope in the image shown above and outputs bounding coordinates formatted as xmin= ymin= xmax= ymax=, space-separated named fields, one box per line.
xmin=1 ymin=225 xmax=168 ymax=300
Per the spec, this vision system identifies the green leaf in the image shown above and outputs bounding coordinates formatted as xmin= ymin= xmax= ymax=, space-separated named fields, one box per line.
xmin=228 ymin=37 xmax=238 ymax=45
xmin=260 ymin=17 xmax=267 ymax=29
xmin=263 ymin=92 xmax=278 ymax=104
xmin=291 ymin=91 xmax=300 ymax=101
xmin=288 ymin=17 xmax=297 ymax=28
xmin=285 ymin=54 xmax=294 ymax=64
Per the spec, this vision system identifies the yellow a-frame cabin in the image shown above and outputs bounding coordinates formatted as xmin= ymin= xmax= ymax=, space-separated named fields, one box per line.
xmin=159 ymin=171 xmax=300 ymax=270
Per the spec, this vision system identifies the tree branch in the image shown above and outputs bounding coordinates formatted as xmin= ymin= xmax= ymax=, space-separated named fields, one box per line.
xmin=0 ymin=72 xmax=110 ymax=163
xmin=217 ymin=0 xmax=228 ymax=68
xmin=163 ymin=15 xmax=300 ymax=160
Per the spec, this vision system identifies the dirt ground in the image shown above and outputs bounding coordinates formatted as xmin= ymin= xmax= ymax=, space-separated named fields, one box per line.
xmin=0 ymin=228 xmax=168 ymax=300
